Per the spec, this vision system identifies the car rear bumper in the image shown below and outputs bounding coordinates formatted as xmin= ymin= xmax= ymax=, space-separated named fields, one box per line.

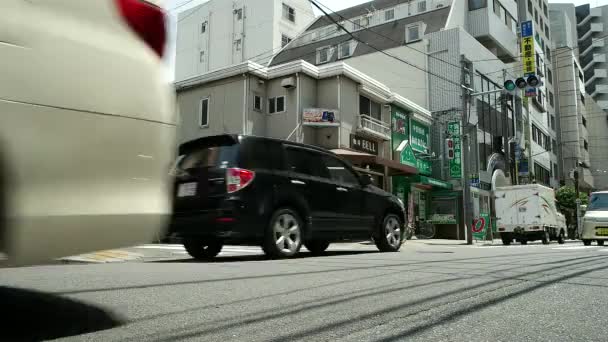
xmin=168 ymin=207 xmax=265 ymax=242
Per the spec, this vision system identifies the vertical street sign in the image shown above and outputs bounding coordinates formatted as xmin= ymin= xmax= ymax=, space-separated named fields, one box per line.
xmin=521 ymin=20 xmax=537 ymax=97
xmin=448 ymin=121 xmax=461 ymax=178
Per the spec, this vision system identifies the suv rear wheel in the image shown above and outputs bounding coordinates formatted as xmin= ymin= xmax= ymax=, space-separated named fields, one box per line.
xmin=183 ymin=238 xmax=223 ymax=260
xmin=262 ymin=208 xmax=303 ymax=258
xmin=375 ymin=214 xmax=403 ymax=252
xmin=304 ymin=240 xmax=330 ymax=255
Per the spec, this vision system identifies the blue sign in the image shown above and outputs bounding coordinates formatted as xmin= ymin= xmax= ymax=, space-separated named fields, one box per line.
xmin=521 ymin=21 xmax=533 ymax=38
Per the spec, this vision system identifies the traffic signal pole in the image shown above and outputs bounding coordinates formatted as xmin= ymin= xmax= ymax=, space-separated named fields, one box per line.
xmin=461 ymin=56 xmax=473 ymax=245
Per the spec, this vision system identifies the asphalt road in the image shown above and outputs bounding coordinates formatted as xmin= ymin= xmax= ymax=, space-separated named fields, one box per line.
xmin=1 ymin=241 xmax=608 ymax=342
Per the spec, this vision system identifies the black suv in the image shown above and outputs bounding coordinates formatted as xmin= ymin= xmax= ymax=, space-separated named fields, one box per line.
xmin=168 ymin=134 xmax=405 ymax=259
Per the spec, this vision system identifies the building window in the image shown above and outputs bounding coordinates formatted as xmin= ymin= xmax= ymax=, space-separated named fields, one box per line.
xmin=534 ymin=162 xmax=551 ymax=186
xmin=199 ymin=51 xmax=205 ymax=62
xmin=549 ymin=91 xmax=554 ymax=107
xmin=545 ymin=46 xmax=551 ymax=61
xmin=235 ymin=8 xmax=243 ymax=20
xmin=281 ymin=34 xmax=292 ymax=47
xmin=527 ymin=0 xmax=533 ymax=14
xmin=353 ymin=18 xmax=361 ymax=30
xmin=534 ymin=8 xmax=538 ymax=23
xmin=552 ymin=139 xmax=557 ymax=153
xmin=540 ymin=17 xmax=543 ymax=30
xmin=253 ymin=95 xmax=263 ymax=112
xmin=545 ymin=24 xmax=550 ymax=39
xmin=385 ymin=9 xmax=394 ymax=21
xmin=543 ymin=2 xmax=548 ymax=16
xmin=418 ymin=0 xmax=427 ymax=12
xmin=551 ymin=115 xmax=556 ymax=130
xmin=234 ymin=39 xmax=242 ymax=51
xmin=316 ymin=46 xmax=333 ymax=64
xmin=469 ymin=0 xmax=487 ymax=10
xmin=338 ymin=40 xmax=354 ymax=59
xmin=493 ymin=0 xmax=501 ymax=16
xmin=582 ymin=116 xmax=587 ymax=127
xmin=505 ymin=12 xmax=512 ymax=28
xmin=406 ymin=24 xmax=420 ymax=42
xmin=547 ymin=68 xmax=552 ymax=84
xmin=581 ymin=93 xmax=586 ymax=105
xmin=282 ymin=3 xmax=295 ymax=23
xmin=584 ymin=140 xmax=589 ymax=151
xmin=359 ymin=95 xmax=381 ymax=121
xmin=201 ymin=22 xmax=207 ymax=33
xmin=199 ymin=98 xmax=209 ymax=127
xmin=268 ymin=96 xmax=286 ymax=114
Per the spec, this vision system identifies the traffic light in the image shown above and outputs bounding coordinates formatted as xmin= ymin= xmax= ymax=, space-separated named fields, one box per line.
xmin=504 ymin=75 xmax=540 ymax=94
xmin=445 ymin=138 xmax=454 ymax=160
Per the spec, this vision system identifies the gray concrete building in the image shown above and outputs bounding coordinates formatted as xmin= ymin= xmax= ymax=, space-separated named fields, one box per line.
xmin=270 ymin=0 xmax=523 ymax=190
xmin=174 ymin=60 xmax=431 ymax=190
xmin=576 ymin=4 xmax=608 ymax=113
xmin=549 ymin=3 xmax=594 ymax=191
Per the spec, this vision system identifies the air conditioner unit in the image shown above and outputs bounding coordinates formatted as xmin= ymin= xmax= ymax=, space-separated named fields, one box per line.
xmin=281 ymin=77 xmax=296 ymax=89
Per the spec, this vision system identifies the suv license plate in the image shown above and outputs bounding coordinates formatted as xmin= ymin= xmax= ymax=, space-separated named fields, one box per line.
xmin=177 ymin=182 xmax=197 ymax=197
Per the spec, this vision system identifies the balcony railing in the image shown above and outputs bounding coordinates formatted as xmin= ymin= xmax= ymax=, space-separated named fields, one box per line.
xmin=357 ymin=114 xmax=391 ymax=140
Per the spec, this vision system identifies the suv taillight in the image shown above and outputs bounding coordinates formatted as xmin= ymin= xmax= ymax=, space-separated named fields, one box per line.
xmin=115 ymin=0 xmax=166 ymax=58
xmin=226 ymin=168 xmax=255 ymax=193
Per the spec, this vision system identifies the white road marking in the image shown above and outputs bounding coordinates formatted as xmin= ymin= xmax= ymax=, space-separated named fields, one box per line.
xmin=552 ymin=246 xmax=601 ymax=250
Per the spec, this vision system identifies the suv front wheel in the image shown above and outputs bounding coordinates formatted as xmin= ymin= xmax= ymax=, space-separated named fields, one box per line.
xmin=263 ymin=208 xmax=303 ymax=258
xmin=183 ymin=238 xmax=223 ymax=260
xmin=375 ymin=214 xmax=403 ymax=252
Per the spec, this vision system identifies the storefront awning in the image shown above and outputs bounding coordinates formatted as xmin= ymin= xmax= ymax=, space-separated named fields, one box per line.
xmin=331 ymin=149 xmax=418 ymax=176
xmin=419 ymin=176 xmax=453 ymax=189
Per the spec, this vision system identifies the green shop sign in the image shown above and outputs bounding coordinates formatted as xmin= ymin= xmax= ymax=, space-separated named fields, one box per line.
xmin=400 ymin=143 xmax=417 ymax=168
xmin=410 ymin=119 xmax=430 ymax=153
xmin=391 ymin=107 xmax=410 ymax=152
xmin=447 ymin=121 xmax=462 ymax=178
xmin=417 ymin=158 xmax=431 ymax=176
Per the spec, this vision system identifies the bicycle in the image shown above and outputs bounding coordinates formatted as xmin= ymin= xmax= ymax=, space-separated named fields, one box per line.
xmin=414 ymin=222 xmax=436 ymax=239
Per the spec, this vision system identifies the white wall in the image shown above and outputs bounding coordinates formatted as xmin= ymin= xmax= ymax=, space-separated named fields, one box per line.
xmin=174 ymin=0 xmax=315 ymax=82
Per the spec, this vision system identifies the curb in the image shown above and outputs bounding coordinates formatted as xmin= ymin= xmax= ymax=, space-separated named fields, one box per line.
xmin=60 ymin=250 xmax=144 ymax=264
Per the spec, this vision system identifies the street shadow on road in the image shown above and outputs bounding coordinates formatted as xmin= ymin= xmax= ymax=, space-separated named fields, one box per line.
xmin=0 ymin=286 xmax=123 ymax=341
xmin=151 ymin=250 xmax=379 ymax=264
xmin=133 ymin=254 xmax=608 ymax=342
xmin=55 ymin=249 xmax=582 ymax=296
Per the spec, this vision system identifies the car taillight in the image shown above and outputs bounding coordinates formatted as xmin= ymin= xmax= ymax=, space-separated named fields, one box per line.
xmin=226 ymin=168 xmax=255 ymax=193
xmin=115 ymin=0 xmax=166 ymax=58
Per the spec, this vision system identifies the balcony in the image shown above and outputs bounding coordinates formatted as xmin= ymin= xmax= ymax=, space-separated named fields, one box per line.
xmin=579 ymin=23 xmax=604 ymax=42
xmin=467 ymin=7 xmax=518 ymax=62
xmin=577 ymin=7 xmax=603 ymax=27
xmin=356 ymin=115 xmax=391 ymax=141
xmin=591 ymin=85 xmax=608 ymax=97
xmin=583 ymin=54 xmax=607 ymax=72
xmin=580 ymin=38 xmax=605 ymax=57
xmin=585 ymin=68 xmax=607 ymax=86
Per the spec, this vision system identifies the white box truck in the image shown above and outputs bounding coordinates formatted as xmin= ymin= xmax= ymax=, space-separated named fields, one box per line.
xmin=495 ymin=184 xmax=567 ymax=245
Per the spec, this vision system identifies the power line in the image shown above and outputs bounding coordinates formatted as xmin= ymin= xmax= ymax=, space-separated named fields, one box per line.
xmin=308 ymin=0 xmax=465 ymax=90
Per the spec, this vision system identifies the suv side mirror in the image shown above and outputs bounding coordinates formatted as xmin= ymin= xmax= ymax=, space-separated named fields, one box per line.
xmin=360 ymin=174 xmax=373 ymax=186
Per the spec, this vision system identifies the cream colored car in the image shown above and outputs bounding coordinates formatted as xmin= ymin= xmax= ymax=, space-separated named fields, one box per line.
xmin=0 ymin=0 xmax=176 ymax=265
xmin=582 ymin=191 xmax=608 ymax=246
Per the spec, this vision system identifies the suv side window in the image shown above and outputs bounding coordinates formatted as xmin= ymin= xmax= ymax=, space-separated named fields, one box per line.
xmin=239 ymin=139 xmax=284 ymax=171
xmin=322 ymin=155 xmax=360 ymax=185
xmin=285 ymin=147 xmax=328 ymax=178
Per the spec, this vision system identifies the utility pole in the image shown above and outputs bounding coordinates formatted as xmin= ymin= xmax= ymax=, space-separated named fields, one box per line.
xmin=461 ymin=55 xmax=473 ymax=245
xmin=574 ymin=166 xmax=581 ymax=237
xmin=501 ymin=69 xmax=511 ymax=184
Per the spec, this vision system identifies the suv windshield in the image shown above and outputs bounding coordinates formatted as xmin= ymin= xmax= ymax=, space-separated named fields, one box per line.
xmin=587 ymin=193 xmax=608 ymax=211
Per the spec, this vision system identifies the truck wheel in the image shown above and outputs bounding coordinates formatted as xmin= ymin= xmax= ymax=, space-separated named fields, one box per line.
xmin=557 ymin=230 xmax=566 ymax=244
xmin=541 ymin=231 xmax=550 ymax=245
xmin=598 ymin=240 xmax=605 ymax=246
xmin=501 ymin=237 xmax=511 ymax=246
xmin=183 ymin=238 xmax=223 ymax=260
xmin=583 ymin=240 xmax=592 ymax=246
xmin=520 ymin=239 xmax=528 ymax=245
